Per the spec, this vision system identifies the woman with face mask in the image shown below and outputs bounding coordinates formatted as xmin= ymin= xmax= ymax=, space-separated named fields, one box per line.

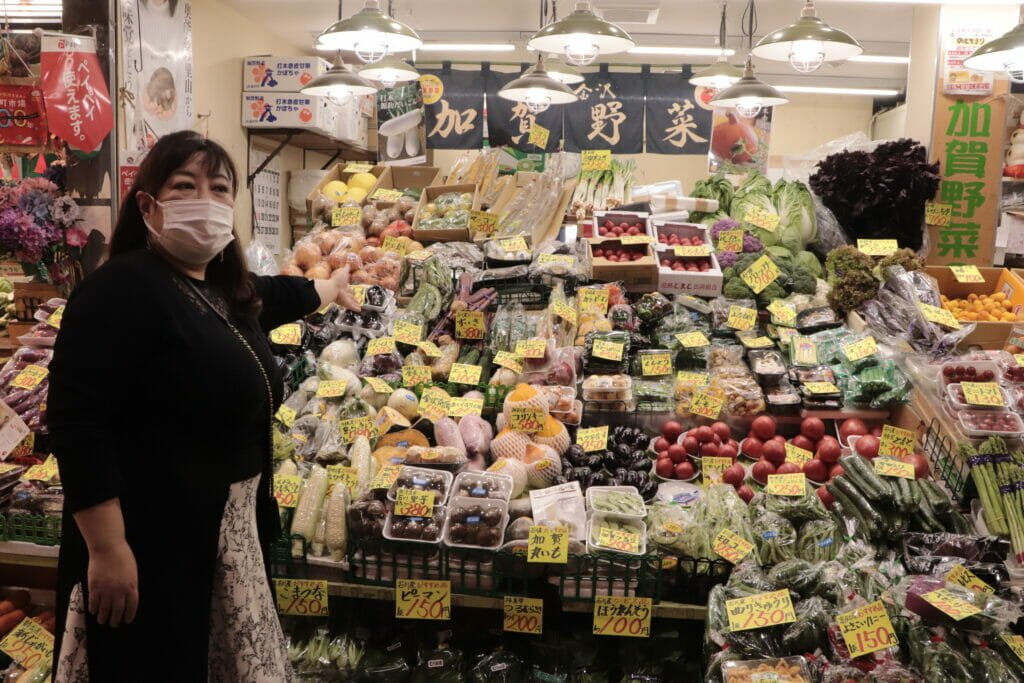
xmin=47 ymin=131 xmax=360 ymax=682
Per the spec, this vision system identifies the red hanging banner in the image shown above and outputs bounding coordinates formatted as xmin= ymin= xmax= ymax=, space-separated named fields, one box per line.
xmin=0 ymin=78 xmax=48 ymax=152
xmin=40 ymin=34 xmax=113 ymax=153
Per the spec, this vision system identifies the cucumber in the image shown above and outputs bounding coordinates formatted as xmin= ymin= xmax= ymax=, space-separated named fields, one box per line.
xmin=918 ymin=478 xmax=952 ymax=515
xmin=477 ymin=349 xmax=493 ymax=385
xmin=832 ymin=475 xmax=882 ymax=526
xmin=826 ymin=481 xmax=870 ymax=539
xmin=907 ymin=477 xmax=923 ymax=508
xmin=839 ymin=455 xmax=893 ymax=505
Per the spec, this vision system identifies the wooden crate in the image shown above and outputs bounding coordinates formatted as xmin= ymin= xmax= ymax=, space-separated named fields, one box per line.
xmin=13 ymin=282 xmax=58 ymax=323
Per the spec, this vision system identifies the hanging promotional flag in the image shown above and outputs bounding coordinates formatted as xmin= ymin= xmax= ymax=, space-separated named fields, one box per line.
xmin=376 ymin=81 xmax=427 ymax=165
xmin=708 ymin=108 xmax=772 ymax=175
xmin=420 ymin=68 xmax=484 ymax=150
xmin=564 ymin=69 xmax=642 ymax=154
xmin=644 ymin=72 xmax=713 ymax=156
xmin=0 ymin=78 xmax=48 ymax=152
xmin=40 ymin=34 xmax=114 ymax=153
xmin=485 ymin=70 xmax=562 ymax=153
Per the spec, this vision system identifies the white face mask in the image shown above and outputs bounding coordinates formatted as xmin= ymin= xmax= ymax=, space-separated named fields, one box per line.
xmin=143 ymin=197 xmax=236 ymax=266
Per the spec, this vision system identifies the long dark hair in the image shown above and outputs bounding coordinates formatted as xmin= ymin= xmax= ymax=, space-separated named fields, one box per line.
xmin=112 ymin=130 xmax=259 ymax=319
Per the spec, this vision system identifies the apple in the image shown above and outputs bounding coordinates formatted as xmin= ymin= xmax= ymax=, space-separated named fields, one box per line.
xmin=653 ymin=437 xmax=670 ymax=453
xmin=741 ymin=437 xmax=763 ymax=459
xmin=763 ymin=439 xmax=786 ymax=466
xmin=662 ymin=420 xmax=684 ymax=442
xmin=718 ymin=443 xmax=738 ymax=461
xmin=694 ymin=425 xmax=715 ymax=443
xmin=801 ymin=417 xmax=826 ymax=441
xmin=817 ymin=436 xmax=842 ymax=465
xmin=711 ymin=421 xmax=731 ymax=441
xmin=751 ymin=415 xmax=777 ymax=441
xmin=736 ymin=485 xmax=755 ymax=503
xmin=682 ymin=436 xmax=699 ymax=456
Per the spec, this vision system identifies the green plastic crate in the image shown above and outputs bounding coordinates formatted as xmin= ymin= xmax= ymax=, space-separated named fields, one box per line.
xmin=5 ymin=513 xmax=61 ymax=546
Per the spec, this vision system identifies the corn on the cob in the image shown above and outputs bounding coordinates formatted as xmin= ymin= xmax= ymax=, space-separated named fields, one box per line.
xmin=290 ymin=465 xmax=328 ymax=558
xmin=326 ymin=480 xmax=349 ymax=561
xmin=349 ymin=435 xmax=375 ymax=498
xmin=310 ymin=496 xmax=330 ymax=556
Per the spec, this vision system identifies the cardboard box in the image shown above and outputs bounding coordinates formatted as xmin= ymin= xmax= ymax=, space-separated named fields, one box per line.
xmin=584 ymin=210 xmax=651 ymax=240
xmin=370 ymin=166 xmax=442 ymax=198
xmin=586 ymin=239 xmax=658 ymax=291
xmin=326 ymin=96 xmax=371 ymax=148
xmin=305 ymin=163 xmax=386 ymax=218
xmin=657 ymin=252 xmax=723 ymax=298
xmin=242 ymin=93 xmax=334 ymax=135
xmin=651 ymin=221 xmax=711 ymax=251
xmin=927 ymin=266 xmax=1024 ymax=349
xmin=243 ymin=56 xmax=331 ymax=92
xmin=412 ymin=184 xmax=479 ymax=243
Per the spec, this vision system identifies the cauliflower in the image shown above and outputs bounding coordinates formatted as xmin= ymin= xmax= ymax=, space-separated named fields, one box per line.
xmin=717 ymin=250 xmax=737 ymax=268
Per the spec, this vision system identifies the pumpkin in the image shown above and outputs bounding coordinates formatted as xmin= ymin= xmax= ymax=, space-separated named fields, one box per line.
xmin=491 ymin=428 xmax=532 ymax=461
xmin=502 ymin=383 xmax=549 ymax=424
xmin=533 ymin=416 xmax=570 ymax=454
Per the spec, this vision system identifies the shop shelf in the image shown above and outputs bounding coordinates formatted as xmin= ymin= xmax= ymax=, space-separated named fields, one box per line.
xmin=660 ymin=555 xmax=732 ymax=606
xmin=924 ymin=416 xmax=974 ymax=508
xmin=3 ymin=512 xmax=60 ymax=546
xmin=551 ymin=552 xmax=662 ymax=602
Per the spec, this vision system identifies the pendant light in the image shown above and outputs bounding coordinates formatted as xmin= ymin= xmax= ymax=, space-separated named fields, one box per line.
xmin=359 ymin=54 xmax=419 ymax=88
xmin=498 ymin=55 xmax=579 ymax=114
xmin=546 ymin=56 xmax=585 ymax=85
xmin=752 ymin=0 xmax=861 ymax=73
xmin=711 ymin=1 xmax=788 ymax=119
xmin=690 ymin=1 xmax=743 ymax=90
xmin=964 ymin=20 xmax=1024 ymax=84
xmin=527 ymin=1 xmax=634 ymax=66
xmin=316 ymin=0 xmax=422 ymax=64
xmin=301 ymin=55 xmax=379 ymax=104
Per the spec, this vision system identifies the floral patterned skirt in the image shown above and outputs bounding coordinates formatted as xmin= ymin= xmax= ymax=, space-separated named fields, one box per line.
xmin=55 ymin=476 xmax=294 ymax=682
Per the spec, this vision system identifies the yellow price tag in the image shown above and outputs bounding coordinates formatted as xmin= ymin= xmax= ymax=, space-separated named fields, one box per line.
xmin=274 ymin=578 xmax=329 ymax=617
xmin=395 ymin=579 xmax=451 ymax=620
xmin=537 ymin=253 xmax=575 ymax=266
xmin=784 ymin=443 xmax=813 ymax=465
xmin=364 ymin=376 xmax=393 ymax=394
xmin=725 ymin=590 xmax=796 ymax=632
xmin=498 ymin=237 xmax=529 ymax=252
xmin=448 ymin=363 xmax=482 ymax=385
xmin=622 ymin=234 xmax=654 ymax=245
xmin=712 ymin=528 xmax=755 ymax=564
xmin=448 ymin=397 xmax=484 ymax=417
xmin=316 ymin=379 xmax=347 ymax=398
xmin=673 ymin=244 xmax=711 ymax=257
xmin=742 ymin=207 xmax=781 ymax=232
xmin=640 ymin=352 xmax=672 ymax=376
xmin=345 ymin=162 xmax=374 ymax=173
xmin=528 ymin=123 xmax=550 ymax=148
xmin=592 ymin=596 xmax=651 ymax=638
xmin=857 ymin=239 xmax=899 ymax=256
xmin=504 ymin=596 xmax=543 ymax=635
xmin=945 ymin=563 xmax=995 ymax=594
xmin=843 ymin=336 xmax=877 ymax=361
xmin=406 ymin=249 xmax=434 ymax=261
xmin=925 ymin=201 xmax=953 ymax=227
xmin=581 ymin=149 xmax=612 ymax=171
xmin=804 ymin=381 xmax=839 ymax=394
xmin=394 ymin=488 xmax=436 ymax=517
xmin=10 ymin=433 xmax=33 ymax=459
xmin=702 ymin=456 xmax=733 ymax=486
xmin=455 ymin=310 xmax=486 ymax=340
xmin=371 ymin=463 xmax=402 ymax=490
xmin=577 ymin=425 xmax=609 ymax=452
xmin=273 ymin=474 xmax=301 ymax=508
xmin=327 ymin=465 xmax=358 ymax=497
xmin=767 ymin=300 xmax=797 ymax=325
xmin=493 ymin=350 xmax=523 ymax=373
xmin=0 ymin=616 xmax=53 ymax=669
xmin=402 ymin=365 xmax=432 ymax=387
xmin=349 ymin=284 xmax=367 ymax=305
xmin=393 ymin=320 xmax=423 ymax=345
xmin=592 ymin=339 xmax=624 ymax=361
xmin=510 ymin=405 xmax=545 ymax=432
xmin=46 ymin=305 xmax=64 ymax=329
xmin=470 ymin=209 xmax=498 ymax=235
xmin=739 ymin=335 xmax=774 ymax=349
xmin=727 ymin=305 xmax=757 ymax=331
xmin=919 ymin=302 xmax=961 ymax=329
xmin=372 ymin=188 xmax=404 ymax=201
xmin=527 ymin=525 xmax=569 ymax=563
xmin=676 ymin=371 xmax=709 ymax=386
xmin=579 ymin=288 xmax=610 ymax=314
xmin=419 ymin=387 xmax=450 ymax=422
xmin=418 ymin=340 xmax=441 ymax=357
xmin=366 ymin=337 xmax=397 ymax=355
xmin=879 ymin=425 xmax=915 ymax=458
xmin=675 ymin=331 xmax=709 ymax=347
xmin=11 ymin=365 xmax=47 ymax=391
xmin=836 ymin=601 xmax=898 ymax=658
xmin=332 ymin=206 xmax=362 ymax=226
xmin=516 ymin=339 xmax=547 ymax=358
xmin=961 ymin=381 xmax=1004 ymax=406
xmin=873 ymin=457 xmax=915 ymax=479
xmin=951 ymin=265 xmax=984 ymax=283
xmin=766 ymin=473 xmax=806 ymax=496
xmin=920 ymin=588 xmax=981 ymax=621
xmin=718 ymin=230 xmax=744 ymax=252
xmin=381 ymin=235 xmax=408 ymax=255
xmin=553 ymin=300 xmax=577 ymax=324
xmin=1002 ymin=634 xmax=1024 ymax=663
xmin=339 ymin=417 xmax=375 ymax=444
xmin=597 ymin=527 xmax=640 ymax=553
xmin=691 ymin=390 xmax=723 ymax=419
xmin=22 ymin=455 xmax=57 ymax=483
xmin=740 ymin=255 xmax=782 ymax=295
xmin=275 ymin=404 xmax=297 ymax=428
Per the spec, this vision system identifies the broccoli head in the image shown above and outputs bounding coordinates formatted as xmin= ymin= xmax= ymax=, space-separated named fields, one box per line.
xmin=788 ymin=265 xmax=818 ymax=295
xmin=755 ymin=281 xmax=787 ymax=308
xmin=723 ymin=278 xmax=755 ymax=300
xmin=722 ymin=266 xmax=737 ymax=281
xmin=733 ymin=252 xmax=762 ymax=273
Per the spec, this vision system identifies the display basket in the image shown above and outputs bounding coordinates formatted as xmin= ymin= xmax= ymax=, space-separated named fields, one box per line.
xmin=552 ymin=552 xmax=663 ymax=602
xmin=472 ymin=276 xmax=552 ymax=311
xmin=12 ymin=282 xmax=59 ymax=323
xmin=445 ymin=547 xmax=537 ymax=596
xmin=924 ymin=417 xmax=973 ymax=507
xmin=659 ymin=555 xmax=732 ymax=605
xmin=346 ymin=537 xmax=444 ymax=586
xmin=4 ymin=512 xmax=61 ymax=546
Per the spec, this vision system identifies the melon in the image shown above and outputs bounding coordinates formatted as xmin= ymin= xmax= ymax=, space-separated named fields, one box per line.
xmin=348 ymin=172 xmax=377 ymax=192
xmin=527 ymin=456 xmax=562 ymax=489
xmin=489 ymin=457 xmax=527 ymax=497
xmin=322 ymin=180 xmax=348 ymax=201
xmin=534 ymin=416 xmax=570 ymax=454
xmin=342 ymin=187 xmax=368 ymax=203
xmin=502 ymin=383 xmax=549 ymax=424
xmin=387 ymin=389 xmax=419 ymax=420
xmin=491 ymin=428 xmax=531 ymax=461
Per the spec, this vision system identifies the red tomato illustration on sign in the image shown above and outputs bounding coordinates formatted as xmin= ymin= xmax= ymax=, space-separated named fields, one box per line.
xmin=299 ymin=108 xmax=313 ymax=122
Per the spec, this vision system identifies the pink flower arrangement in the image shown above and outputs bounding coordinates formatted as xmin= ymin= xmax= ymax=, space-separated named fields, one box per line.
xmin=0 ymin=179 xmax=84 ymax=283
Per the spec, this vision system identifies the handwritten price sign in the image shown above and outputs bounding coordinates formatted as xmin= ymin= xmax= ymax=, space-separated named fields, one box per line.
xmin=766 ymin=473 xmax=806 ymax=496
xmin=581 ymin=149 xmax=612 ymax=171
xmin=339 ymin=417 xmax=376 ymax=444
xmin=366 ymin=337 xmax=397 ymax=355
xmin=739 ymin=335 xmax=773 ymax=349
xmin=498 ymin=237 xmax=528 ymax=253
xmin=593 ymin=596 xmax=651 ymax=638
xmin=742 ymin=207 xmax=780 ymax=232
xmin=718 ymin=230 xmax=744 ymax=252
xmin=274 ymin=578 xmax=329 ymax=617
xmin=46 ymin=305 xmax=64 ymax=329
xmin=946 ymin=564 xmax=995 ymax=594
xmin=275 ymin=405 xmax=297 ymax=428
xmin=726 ymin=590 xmax=796 ymax=632
xmin=727 ymin=305 xmax=757 ymax=331
xmin=579 ymin=288 xmax=610 ymax=314
xmin=553 ymin=300 xmax=577 ymax=324
xmin=381 ymin=236 xmax=409 ymax=255
xmin=874 ymin=458 xmax=915 ymax=479
xmin=597 ymin=527 xmax=641 ymax=553
xmin=740 ymin=255 xmax=782 ymax=294
xmin=510 ymin=406 xmax=545 ymax=432
xmin=925 ymin=201 xmax=953 ymax=227
xmin=419 ymin=387 xmax=451 ymax=422
xmin=0 ymin=616 xmax=52 ymax=669
xmin=593 ymin=340 xmax=624 ymax=361
xmin=640 ymin=352 xmax=672 ymax=376
xmin=493 ymin=351 xmax=523 ymax=373
xmin=527 ymin=525 xmax=569 ymax=564
xmin=448 ymin=397 xmax=484 ymax=417
xmin=393 ymin=320 xmax=423 ymax=345
xmin=920 ymin=588 xmax=981 ymax=621
xmin=372 ymin=188 xmax=404 ymax=201
xmin=919 ymin=302 xmax=961 ymax=329
xmin=370 ymin=464 xmax=402 ymax=490
xmin=674 ymin=245 xmax=711 ymax=257
xmin=316 ymin=380 xmax=347 ymax=398
xmin=273 ymin=474 xmax=301 ymax=508
xmin=537 ymin=253 xmax=575 ymax=266
xmin=712 ymin=528 xmax=755 ymax=564
xmin=622 ymin=234 xmax=654 ymax=245
xmin=504 ymin=596 xmax=543 ymax=634
xmin=784 ymin=443 xmax=813 ymax=465
xmin=11 ymin=365 xmax=47 ymax=391
xmin=951 ymin=265 xmax=984 ymax=283
xmin=528 ymin=123 xmax=550 ymax=148
xmin=332 ymin=206 xmax=362 ymax=227
xmin=395 ymin=579 xmax=451 ymax=621
xmin=327 ymin=465 xmax=358 ymax=497
xmin=395 ymin=489 xmax=435 ymax=517
xmin=448 ymin=363 xmax=482 ymax=385
xmin=469 ymin=210 xmax=498 ymax=235
xmin=836 ymin=601 xmax=898 ymax=658
xmin=516 ymin=339 xmax=547 ymax=358
xmin=455 ymin=310 xmax=486 ymax=340
xmin=767 ymin=300 xmax=797 ymax=325
xmin=962 ymin=381 xmax=1004 ymax=406
xmin=842 ymin=336 xmax=877 ymax=362
xmin=364 ymin=377 xmax=393 ymax=394
xmin=676 ymin=371 xmax=709 ymax=386
xmin=1003 ymin=635 xmax=1024 ymax=663
xmin=402 ymin=365 xmax=431 ymax=388
xmin=879 ymin=425 xmax=915 ymax=458
xmin=702 ymin=456 xmax=732 ymax=486
xmin=691 ymin=390 xmax=723 ymax=419
xmin=856 ymin=239 xmax=898 ymax=256
xmin=804 ymin=381 xmax=839 ymax=394
xmin=577 ymin=426 xmax=609 ymax=452
xmin=676 ymin=331 xmax=709 ymax=347
xmin=418 ymin=340 xmax=442 ymax=357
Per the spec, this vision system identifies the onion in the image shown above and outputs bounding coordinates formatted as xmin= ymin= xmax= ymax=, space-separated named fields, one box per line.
xmin=305 ymin=264 xmax=331 ymax=280
xmin=294 ymin=243 xmax=322 ymax=270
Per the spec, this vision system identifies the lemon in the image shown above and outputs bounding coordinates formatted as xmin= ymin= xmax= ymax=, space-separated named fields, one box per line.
xmin=341 ymin=187 xmax=367 ymax=203
xmin=347 ymin=172 xmax=377 ymax=192
xmin=322 ymin=180 xmax=349 ymax=201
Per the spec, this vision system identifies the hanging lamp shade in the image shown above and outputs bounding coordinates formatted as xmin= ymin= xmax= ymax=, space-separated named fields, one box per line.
xmin=545 ymin=57 xmax=585 ymax=85
xmin=301 ymin=61 xmax=379 ymax=99
xmin=710 ymin=59 xmax=788 ymax=118
xmin=690 ymin=56 xmax=744 ymax=89
xmin=315 ymin=0 xmax=422 ymax=61
xmin=752 ymin=0 xmax=861 ymax=73
xmin=527 ymin=1 xmax=634 ymax=66
xmin=359 ymin=55 xmax=419 ymax=87
xmin=498 ymin=57 xmax=579 ymax=114
xmin=964 ymin=23 xmax=1024 ymax=82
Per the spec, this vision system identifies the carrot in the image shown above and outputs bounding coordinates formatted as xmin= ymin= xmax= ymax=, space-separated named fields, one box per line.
xmin=0 ymin=609 xmax=26 ymax=635
xmin=0 ymin=591 xmax=31 ymax=617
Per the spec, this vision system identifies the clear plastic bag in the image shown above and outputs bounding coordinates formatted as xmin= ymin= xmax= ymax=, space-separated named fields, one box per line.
xmin=750 ymin=510 xmax=798 ymax=565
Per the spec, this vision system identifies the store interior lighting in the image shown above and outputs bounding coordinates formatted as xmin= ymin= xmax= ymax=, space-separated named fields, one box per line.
xmin=964 ymin=20 xmax=1024 ymax=84
xmin=753 ymin=0 xmax=862 ymax=73
xmin=527 ymin=0 xmax=635 ymax=66
xmin=315 ymin=0 xmax=422 ymax=64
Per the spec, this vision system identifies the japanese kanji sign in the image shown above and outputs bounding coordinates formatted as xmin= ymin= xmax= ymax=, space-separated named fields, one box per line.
xmin=41 ymin=34 xmax=113 ymax=153
xmin=0 ymin=78 xmax=47 ymax=151
xmin=564 ymin=70 xmax=643 ymax=154
xmin=421 ymin=68 xmax=483 ymax=150
xmin=643 ymin=72 xmax=712 ymax=156
xmin=486 ymin=69 xmax=562 ymax=153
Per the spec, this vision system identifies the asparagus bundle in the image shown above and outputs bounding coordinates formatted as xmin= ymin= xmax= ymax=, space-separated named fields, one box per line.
xmin=959 ymin=439 xmax=1009 ymax=536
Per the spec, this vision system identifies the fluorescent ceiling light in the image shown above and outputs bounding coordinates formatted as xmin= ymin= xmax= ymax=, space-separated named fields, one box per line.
xmin=848 ymin=54 xmax=910 ymax=64
xmin=418 ymin=43 xmax=516 ymax=52
xmin=775 ymin=84 xmax=900 ymax=96
xmin=628 ymin=46 xmax=736 ymax=56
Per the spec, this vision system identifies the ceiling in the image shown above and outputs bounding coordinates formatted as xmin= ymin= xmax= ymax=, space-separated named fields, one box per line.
xmin=222 ymin=0 xmax=1017 ymax=94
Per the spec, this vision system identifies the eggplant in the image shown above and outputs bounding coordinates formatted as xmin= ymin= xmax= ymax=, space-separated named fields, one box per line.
xmin=566 ymin=444 xmax=588 ymax=466
xmin=614 ymin=443 xmax=632 ymax=460
xmin=570 ymin=466 xmax=592 ymax=482
xmin=602 ymin=451 xmax=620 ymax=471
xmin=586 ymin=472 xmax=610 ymax=488
xmin=637 ymin=479 xmax=658 ymax=501
xmin=611 ymin=425 xmax=628 ymax=442
xmin=628 ymin=456 xmax=650 ymax=472
xmin=584 ymin=454 xmax=604 ymax=470
xmin=552 ymin=475 xmax=568 ymax=486
xmin=632 ymin=433 xmax=651 ymax=450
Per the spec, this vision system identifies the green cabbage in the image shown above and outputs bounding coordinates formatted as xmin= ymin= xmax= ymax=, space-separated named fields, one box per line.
xmin=773 ymin=179 xmax=817 ymax=251
xmin=690 ymin=174 xmax=735 ymax=212
xmin=794 ymin=250 xmax=823 ymax=278
xmin=730 ymin=191 xmax=779 ymax=247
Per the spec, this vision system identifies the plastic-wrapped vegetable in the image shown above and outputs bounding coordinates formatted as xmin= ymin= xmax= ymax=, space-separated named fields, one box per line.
xmin=470 ymin=648 xmax=525 ymax=683
xmin=411 ymin=643 xmax=463 ymax=682
xmin=892 ymin=574 xmax=1022 ymax=634
xmin=796 ymin=519 xmax=839 ymax=562
xmin=764 ymin=483 xmax=830 ymax=525
xmin=645 ymin=502 xmax=694 ymax=556
xmin=781 ymin=596 xmax=833 ymax=655
xmin=767 ymin=559 xmax=821 ymax=599
xmin=750 ymin=510 xmax=797 ymax=565
xmin=290 ymin=465 xmax=329 ymax=557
